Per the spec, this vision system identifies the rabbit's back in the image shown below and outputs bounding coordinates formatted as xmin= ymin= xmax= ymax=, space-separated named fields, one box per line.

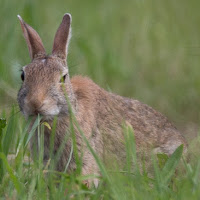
xmin=108 ymin=93 xmax=187 ymax=155
xmin=71 ymin=76 xmax=187 ymax=160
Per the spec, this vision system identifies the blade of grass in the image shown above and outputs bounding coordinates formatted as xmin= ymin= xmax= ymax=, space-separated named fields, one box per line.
xmin=24 ymin=115 xmax=41 ymax=148
xmin=3 ymin=107 xmax=17 ymax=156
xmin=0 ymin=152 xmax=23 ymax=194
xmin=161 ymin=145 xmax=183 ymax=184
xmin=0 ymin=118 xmax=7 ymax=182
xmin=16 ymin=117 xmax=33 ymax=156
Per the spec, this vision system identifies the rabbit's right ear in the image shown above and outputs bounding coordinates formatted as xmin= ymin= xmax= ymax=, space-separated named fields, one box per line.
xmin=52 ymin=13 xmax=72 ymax=60
xmin=17 ymin=15 xmax=46 ymax=60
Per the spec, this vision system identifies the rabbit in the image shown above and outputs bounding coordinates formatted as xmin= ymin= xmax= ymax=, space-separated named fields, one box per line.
xmin=17 ymin=13 xmax=187 ymax=187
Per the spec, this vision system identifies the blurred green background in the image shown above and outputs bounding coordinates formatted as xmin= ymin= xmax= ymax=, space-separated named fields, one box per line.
xmin=0 ymin=0 xmax=200 ymax=140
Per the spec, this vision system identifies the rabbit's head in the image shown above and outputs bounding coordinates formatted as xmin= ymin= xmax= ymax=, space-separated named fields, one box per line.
xmin=17 ymin=14 xmax=75 ymax=120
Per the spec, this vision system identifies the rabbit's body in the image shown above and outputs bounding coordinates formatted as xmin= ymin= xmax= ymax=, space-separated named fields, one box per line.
xmin=29 ymin=73 xmax=186 ymax=173
xmin=71 ymin=75 xmax=187 ymax=156
xmin=17 ymin=14 xmax=187 ymax=186
xmin=73 ymin=76 xmax=186 ymax=156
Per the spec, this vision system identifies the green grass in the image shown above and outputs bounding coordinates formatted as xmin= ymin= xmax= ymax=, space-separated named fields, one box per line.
xmin=0 ymin=111 xmax=200 ymax=200
xmin=0 ymin=111 xmax=199 ymax=200
xmin=1 ymin=0 xmax=200 ymax=199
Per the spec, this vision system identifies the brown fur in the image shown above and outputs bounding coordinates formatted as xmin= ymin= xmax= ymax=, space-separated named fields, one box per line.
xmin=17 ymin=14 xmax=187 ymax=187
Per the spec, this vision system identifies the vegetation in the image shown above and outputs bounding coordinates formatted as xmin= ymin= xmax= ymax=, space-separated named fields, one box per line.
xmin=1 ymin=111 xmax=200 ymax=200
xmin=0 ymin=0 xmax=200 ymax=199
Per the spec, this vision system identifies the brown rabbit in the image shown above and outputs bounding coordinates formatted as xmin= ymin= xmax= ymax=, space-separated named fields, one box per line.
xmin=17 ymin=13 xmax=187 ymax=186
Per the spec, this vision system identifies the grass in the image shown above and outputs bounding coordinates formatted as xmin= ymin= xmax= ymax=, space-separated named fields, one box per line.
xmin=1 ymin=0 xmax=200 ymax=199
xmin=0 ymin=110 xmax=200 ymax=200
xmin=1 ymin=109 xmax=200 ymax=199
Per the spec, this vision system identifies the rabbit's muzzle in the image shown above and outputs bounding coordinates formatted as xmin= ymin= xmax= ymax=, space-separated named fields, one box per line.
xmin=24 ymin=97 xmax=60 ymax=118
xmin=18 ymin=86 xmax=65 ymax=119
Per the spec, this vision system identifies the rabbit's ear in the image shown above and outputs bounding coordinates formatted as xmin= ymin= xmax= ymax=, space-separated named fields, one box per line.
xmin=17 ymin=15 xmax=46 ymax=60
xmin=52 ymin=13 xmax=72 ymax=60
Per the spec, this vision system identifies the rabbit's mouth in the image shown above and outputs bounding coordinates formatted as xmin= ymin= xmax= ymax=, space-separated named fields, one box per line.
xmin=23 ymin=103 xmax=61 ymax=120
xmin=30 ymin=107 xmax=69 ymax=121
xmin=40 ymin=114 xmax=57 ymax=121
xmin=26 ymin=112 xmax=59 ymax=121
xmin=34 ymin=108 xmax=60 ymax=118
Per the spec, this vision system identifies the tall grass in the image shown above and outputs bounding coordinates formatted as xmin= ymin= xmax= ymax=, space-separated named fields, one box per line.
xmin=0 ymin=109 xmax=200 ymax=199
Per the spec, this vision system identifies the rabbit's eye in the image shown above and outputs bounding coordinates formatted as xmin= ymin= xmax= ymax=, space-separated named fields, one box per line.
xmin=21 ymin=71 xmax=25 ymax=81
xmin=60 ymin=74 xmax=67 ymax=83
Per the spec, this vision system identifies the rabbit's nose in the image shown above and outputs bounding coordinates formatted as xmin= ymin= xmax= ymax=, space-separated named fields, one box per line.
xmin=30 ymin=99 xmax=43 ymax=113
xmin=27 ymin=93 xmax=45 ymax=114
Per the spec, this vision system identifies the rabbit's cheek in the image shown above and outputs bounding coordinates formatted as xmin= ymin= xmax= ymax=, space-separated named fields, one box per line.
xmin=22 ymin=98 xmax=35 ymax=117
xmin=58 ymin=103 xmax=68 ymax=115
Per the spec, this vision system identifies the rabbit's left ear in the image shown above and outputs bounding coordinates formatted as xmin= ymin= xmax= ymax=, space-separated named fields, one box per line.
xmin=17 ymin=15 xmax=46 ymax=60
xmin=52 ymin=13 xmax=72 ymax=60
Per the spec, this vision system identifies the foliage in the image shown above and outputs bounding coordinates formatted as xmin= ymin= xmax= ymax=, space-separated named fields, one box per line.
xmin=0 ymin=109 xmax=199 ymax=199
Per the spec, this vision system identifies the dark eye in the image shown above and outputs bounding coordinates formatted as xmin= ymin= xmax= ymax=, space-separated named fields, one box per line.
xmin=21 ymin=71 xmax=25 ymax=81
xmin=60 ymin=74 xmax=67 ymax=83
